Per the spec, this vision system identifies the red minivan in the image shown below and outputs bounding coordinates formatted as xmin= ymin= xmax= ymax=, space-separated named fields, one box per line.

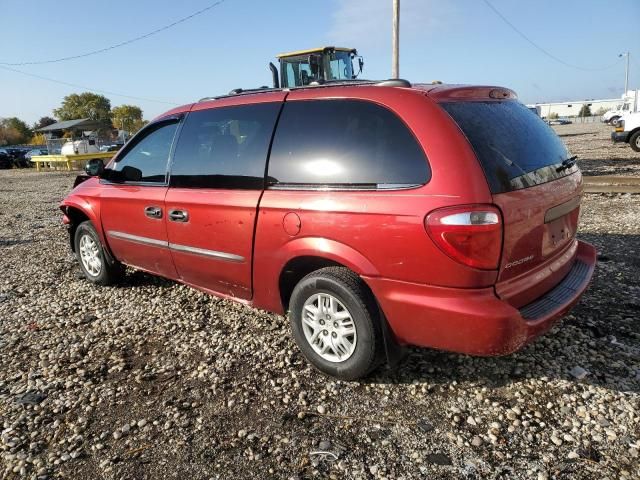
xmin=61 ymin=81 xmax=596 ymax=380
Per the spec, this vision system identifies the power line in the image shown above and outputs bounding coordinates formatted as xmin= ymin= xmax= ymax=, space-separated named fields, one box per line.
xmin=0 ymin=64 xmax=180 ymax=105
xmin=481 ymin=0 xmax=622 ymax=72
xmin=0 ymin=0 xmax=227 ymax=66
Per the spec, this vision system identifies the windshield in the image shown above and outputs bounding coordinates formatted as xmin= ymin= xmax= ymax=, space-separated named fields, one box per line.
xmin=442 ymin=100 xmax=574 ymax=193
xmin=281 ymin=50 xmax=354 ymax=87
xmin=282 ymin=55 xmax=316 ymax=87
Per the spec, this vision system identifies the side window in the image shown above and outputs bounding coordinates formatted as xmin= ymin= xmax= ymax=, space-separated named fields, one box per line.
xmin=268 ymin=100 xmax=430 ymax=188
xmin=110 ymin=120 xmax=179 ymax=183
xmin=170 ymin=103 xmax=281 ymax=189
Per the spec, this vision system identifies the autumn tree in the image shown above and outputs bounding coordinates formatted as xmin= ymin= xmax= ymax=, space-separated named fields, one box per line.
xmin=112 ymin=105 xmax=147 ymax=134
xmin=53 ymin=92 xmax=112 ymax=132
xmin=0 ymin=123 xmax=20 ymax=145
xmin=0 ymin=117 xmax=33 ymax=144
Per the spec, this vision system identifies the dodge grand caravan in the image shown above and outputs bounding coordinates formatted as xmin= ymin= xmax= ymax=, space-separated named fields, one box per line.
xmin=61 ymin=81 xmax=596 ymax=380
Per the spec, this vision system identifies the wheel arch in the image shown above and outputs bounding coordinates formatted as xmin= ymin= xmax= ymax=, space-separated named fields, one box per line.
xmin=628 ymin=126 xmax=640 ymax=141
xmin=274 ymin=247 xmax=405 ymax=367
xmin=61 ymin=200 xmax=98 ymax=252
xmin=274 ymin=237 xmax=380 ymax=312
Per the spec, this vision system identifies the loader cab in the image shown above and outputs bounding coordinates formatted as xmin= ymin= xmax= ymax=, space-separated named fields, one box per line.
xmin=272 ymin=47 xmax=363 ymax=88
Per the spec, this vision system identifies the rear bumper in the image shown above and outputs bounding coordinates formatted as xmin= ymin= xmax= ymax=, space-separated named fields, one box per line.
xmin=364 ymin=240 xmax=596 ymax=356
xmin=611 ymin=131 xmax=629 ymax=143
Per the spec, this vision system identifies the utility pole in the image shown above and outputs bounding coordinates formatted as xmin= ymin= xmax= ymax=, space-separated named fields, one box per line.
xmin=392 ymin=0 xmax=400 ymax=78
xmin=620 ymin=52 xmax=630 ymax=94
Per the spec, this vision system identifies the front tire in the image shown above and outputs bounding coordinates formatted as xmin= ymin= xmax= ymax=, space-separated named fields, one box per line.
xmin=289 ymin=267 xmax=383 ymax=380
xmin=74 ymin=221 xmax=123 ymax=285
xmin=629 ymin=131 xmax=640 ymax=152
xmin=609 ymin=116 xmax=620 ymax=125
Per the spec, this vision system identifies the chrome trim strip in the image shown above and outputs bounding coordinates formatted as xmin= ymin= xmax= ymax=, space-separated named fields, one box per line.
xmin=107 ymin=230 xmax=168 ymax=247
xmin=168 ymin=242 xmax=245 ymax=263
xmin=267 ymin=183 xmax=422 ymax=191
xmin=106 ymin=231 xmax=245 ymax=263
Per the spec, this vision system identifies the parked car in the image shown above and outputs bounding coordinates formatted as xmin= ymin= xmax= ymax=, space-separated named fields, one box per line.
xmin=611 ymin=111 xmax=640 ymax=152
xmin=602 ymin=105 xmax=624 ymax=124
xmin=25 ymin=148 xmax=49 ymax=166
xmin=4 ymin=147 xmax=30 ymax=168
xmin=61 ymin=82 xmax=596 ymax=380
xmin=548 ymin=117 xmax=572 ymax=125
xmin=0 ymin=149 xmax=12 ymax=169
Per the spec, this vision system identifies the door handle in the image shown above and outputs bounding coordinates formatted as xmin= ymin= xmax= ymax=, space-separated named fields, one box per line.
xmin=144 ymin=206 xmax=163 ymax=219
xmin=168 ymin=209 xmax=189 ymax=222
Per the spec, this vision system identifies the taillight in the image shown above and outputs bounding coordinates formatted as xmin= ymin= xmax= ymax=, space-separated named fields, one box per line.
xmin=425 ymin=205 xmax=502 ymax=270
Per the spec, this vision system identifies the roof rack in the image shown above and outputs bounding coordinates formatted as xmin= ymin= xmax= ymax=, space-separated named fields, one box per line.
xmin=376 ymin=79 xmax=411 ymax=87
xmin=197 ymin=78 xmax=412 ymax=102
xmin=198 ymin=86 xmax=277 ymax=102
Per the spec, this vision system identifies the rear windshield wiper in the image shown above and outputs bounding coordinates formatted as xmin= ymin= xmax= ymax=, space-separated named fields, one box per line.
xmin=556 ymin=155 xmax=578 ymax=172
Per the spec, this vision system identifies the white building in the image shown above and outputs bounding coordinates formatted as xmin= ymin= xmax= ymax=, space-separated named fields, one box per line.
xmin=529 ymin=90 xmax=638 ymax=119
xmin=529 ymin=98 xmax=621 ymax=119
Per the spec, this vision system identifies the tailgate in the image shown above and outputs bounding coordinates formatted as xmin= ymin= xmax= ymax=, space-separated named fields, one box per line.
xmin=493 ymin=172 xmax=583 ymax=307
xmin=438 ymin=96 xmax=585 ymax=308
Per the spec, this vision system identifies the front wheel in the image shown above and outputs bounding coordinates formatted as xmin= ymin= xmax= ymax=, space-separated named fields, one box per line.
xmin=629 ymin=131 xmax=640 ymax=152
xmin=289 ymin=267 xmax=383 ymax=380
xmin=609 ymin=116 xmax=620 ymax=125
xmin=74 ymin=221 xmax=123 ymax=285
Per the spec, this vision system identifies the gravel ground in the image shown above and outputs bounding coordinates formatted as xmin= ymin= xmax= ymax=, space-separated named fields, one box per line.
xmin=552 ymin=122 xmax=640 ymax=177
xmin=1 ymin=165 xmax=639 ymax=479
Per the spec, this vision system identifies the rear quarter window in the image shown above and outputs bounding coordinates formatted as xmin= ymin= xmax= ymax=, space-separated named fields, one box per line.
xmin=268 ymin=99 xmax=430 ymax=188
xmin=441 ymin=101 xmax=573 ymax=193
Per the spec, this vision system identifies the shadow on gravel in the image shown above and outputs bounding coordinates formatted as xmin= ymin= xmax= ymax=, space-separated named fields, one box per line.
xmin=0 ymin=238 xmax=34 ymax=247
xmin=368 ymin=233 xmax=640 ymax=395
xmin=557 ymin=132 xmax=598 ymax=138
xmin=579 ymin=157 xmax=640 ymax=172
xmin=119 ymin=269 xmax=176 ymax=288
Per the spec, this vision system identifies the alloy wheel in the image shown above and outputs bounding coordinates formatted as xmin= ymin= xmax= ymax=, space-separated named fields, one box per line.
xmin=301 ymin=293 xmax=357 ymax=363
xmin=79 ymin=234 xmax=102 ymax=277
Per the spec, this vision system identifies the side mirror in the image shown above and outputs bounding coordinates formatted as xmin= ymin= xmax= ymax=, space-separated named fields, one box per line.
xmin=121 ymin=165 xmax=142 ymax=182
xmin=84 ymin=158 xmax=105 ymax=177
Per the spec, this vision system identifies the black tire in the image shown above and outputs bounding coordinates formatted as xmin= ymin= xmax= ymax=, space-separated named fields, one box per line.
xmin=629 ymin=131 xmax=640 ymax=152
xmin=609 ymin=116 xmax=620 ymax=125
xmin=74 ymin=221 xmax=123 ymax=285
xmin=289 ymin=267 xmax=384 ymax=380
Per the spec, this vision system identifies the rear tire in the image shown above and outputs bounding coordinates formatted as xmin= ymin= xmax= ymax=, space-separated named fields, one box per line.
xmin=609 ymin=116 xmax=620 ymax=125
xmin=74 ymin=221 xmax=123 ymax=285
xmin=289 ymin=267 xmax=383 ymax=380
xmin=629 ymin=131 xmax=640 ymax=152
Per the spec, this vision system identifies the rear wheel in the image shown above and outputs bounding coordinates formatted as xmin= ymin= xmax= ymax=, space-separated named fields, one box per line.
xmin=609 ymin=116 xmax=620 ymax=125
xmin=74 ymin=221 xmax=123 ymax=285
xmin=630 ymin=131 xmax=640 ymax=152
xmin=289 ymin=267 xmax=383 ymax=380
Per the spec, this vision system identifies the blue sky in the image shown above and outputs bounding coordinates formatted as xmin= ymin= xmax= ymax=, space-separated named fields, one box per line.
xmin=1 ymin=0 xmax=639 ymax=124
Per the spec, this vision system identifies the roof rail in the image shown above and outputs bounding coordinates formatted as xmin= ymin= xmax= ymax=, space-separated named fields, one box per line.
xmin=198 ymin=78 xmax=413 ymax=102
xmin=376 ymin=79 xmax=412 ymax=87
xmin=198 ymin=86 xmax=277 ymax=102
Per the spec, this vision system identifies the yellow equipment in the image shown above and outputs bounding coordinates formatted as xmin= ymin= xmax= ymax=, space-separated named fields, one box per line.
xmin=269 ymin=46 xmax=364 ymax=88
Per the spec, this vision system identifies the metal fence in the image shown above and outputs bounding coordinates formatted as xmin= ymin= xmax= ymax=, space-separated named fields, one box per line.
xmin=45 ymin=137 xmax=116 ymax=155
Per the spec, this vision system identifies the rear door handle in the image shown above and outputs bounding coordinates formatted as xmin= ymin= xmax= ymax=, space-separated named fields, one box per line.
xmin=168 ymin=209 xmax=189 ymax=222
xmin=144 ymin=206 xmax=163 ymax=219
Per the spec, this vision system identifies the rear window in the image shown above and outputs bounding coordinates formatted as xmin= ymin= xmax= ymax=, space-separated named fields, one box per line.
xmin=441 ymin=101 xmax=573 ymax=193
xmin=268 ymin=99 xmax=430 ymax=188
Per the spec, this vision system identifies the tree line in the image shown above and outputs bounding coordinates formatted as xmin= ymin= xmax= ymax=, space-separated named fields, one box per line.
xmin=0 ymin=92 xmax=148 ymax=146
